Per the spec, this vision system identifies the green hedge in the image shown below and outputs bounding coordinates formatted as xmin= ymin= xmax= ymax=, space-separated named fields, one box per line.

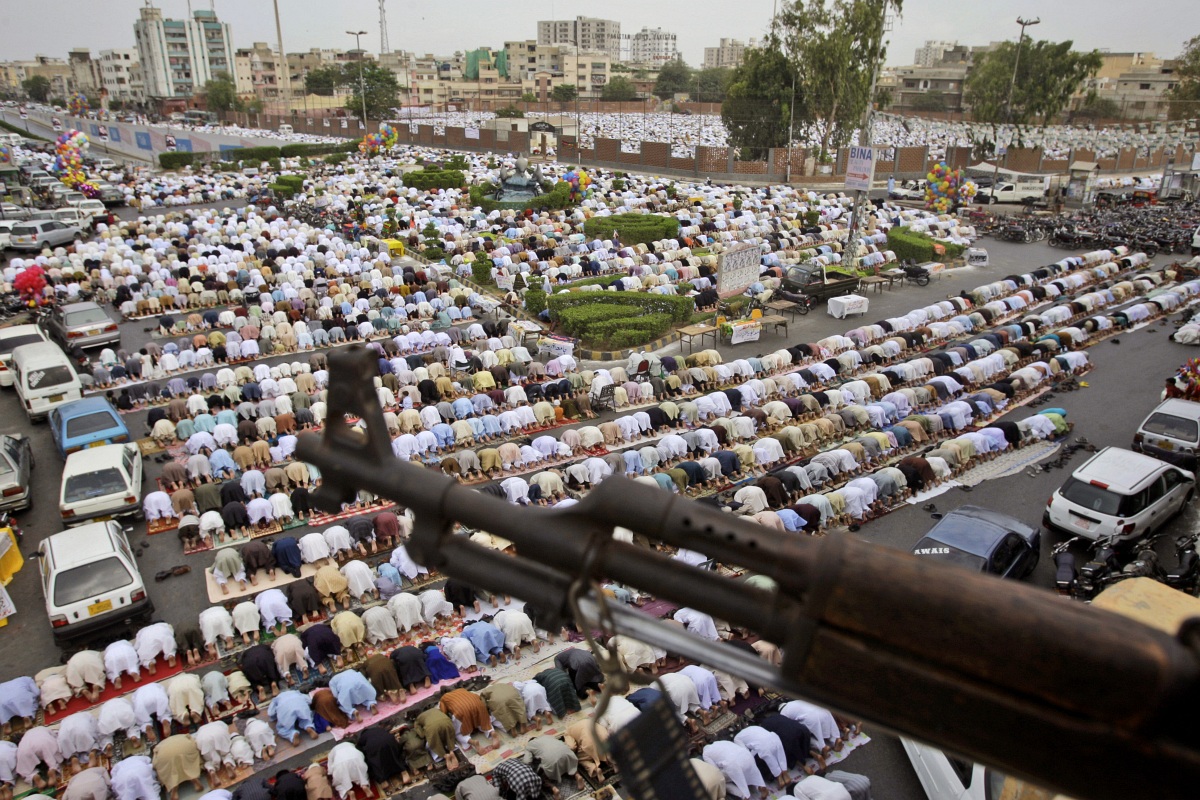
xmin=279 ymin=141 xmax=357 ymax=158
xmin=158 ymin=152 xmax=195 ymax=169
xmin=468 ymin=180 xmax=575 ymax=213
xmin=325 ymin=152 xmax=351 ymax=165
xmin=887 ymin=226 xmax=966 ymax=263
xmin=547 ymin=291 xmax=693 ymax=347
xmin=523 ymin=288 xmax=547 ymax=315
xmin=276 ymin=174 xmax=305 ymax=190
xmin=403 ymin=169 xmax=465 ymax=191
xmin=583 ymin=213 xmax=680 ymax=246
xmin=268 ymin=182 xmax=297 ymax=198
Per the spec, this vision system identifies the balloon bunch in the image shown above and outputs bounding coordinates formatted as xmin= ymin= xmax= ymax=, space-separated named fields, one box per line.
xmin=52 ymin=129 xmax=90 ymax=189
xmin=68 ymin=92 xmax=89 ymax=116
xmin=359 ymin=125 xmax=398 ymax=155
xmin=562 ymin=168 xmax=591 ymax=200
xmin=923 ymin=162 xmax=975 ymax=213
xmin=13 ymin=265 xmax=47 ymax=305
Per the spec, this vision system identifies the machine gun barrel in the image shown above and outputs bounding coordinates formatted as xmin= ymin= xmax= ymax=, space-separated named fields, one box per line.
xmin=296 ymin=346 xmax=1200 ymax=800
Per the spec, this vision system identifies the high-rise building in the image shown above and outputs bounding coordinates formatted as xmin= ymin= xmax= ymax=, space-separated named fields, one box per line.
xmin=134 ymin=4 xmax=235 ymax=101
xmin=913 ymin=40 xmax=958 ymax=68
xmin=97 ymin=49 xmax=142 ymax=104
xmin=702 ymin=38 xmax=755 ymax=69
xmin=537 ymin=17 xmax=621 ymax=60
xmin=629 ymin=27 xmax=678 ymax=65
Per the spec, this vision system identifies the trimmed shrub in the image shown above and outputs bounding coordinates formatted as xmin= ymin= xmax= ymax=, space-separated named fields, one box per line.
xmin=468 ymin=180 xmax=574 ymax=214
xmin=547 ymin=291 xmax=694 ymax=346
xmin=158 ymin=152 xmax=195 ymax=169
xmin=557 ymin=303 xmax=643 ymax=337
xmin=582 ymin=213 xmax=680 ymax=246
xmin=547 ymin=292 xmax=694 ymax=324
xmin=268 ymin=182 xmax=296 ymax=199
xmin=886 ymin=226 xmax=936 ymax=262
xmin=403 ymin=169 xmax=465 ymax=191
xmin=279 ymin=141 xmax=357 ymax=158
xmin=803 ymin=210 xmax=821 ymax=226
xmin=325 ymin=152 xmax=350 ymax=165
xmin=471 ymin=253 xmax=493 ymax=285
xmin=523 ymin=288 xmax=547 ymax=315
xmin=276 ymin=174 xmax=305 ymax=190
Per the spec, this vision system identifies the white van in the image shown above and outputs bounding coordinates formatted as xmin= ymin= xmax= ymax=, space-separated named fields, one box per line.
xmin=59 ymin=442 xmax=143 ymax=526
xmin=12 ymin=341 xmax=83 ymax=420
xmin=38 ymin=520 xmax=153 ymax=644
xmin=0 ymin=324 xmax=50 ymax=387
xmin=1133 ymin=398 xmax=1200 ymax=470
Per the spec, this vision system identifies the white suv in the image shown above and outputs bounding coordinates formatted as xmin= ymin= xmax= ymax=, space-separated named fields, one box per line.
xmin=1044 ymin=447 xmax=1195 ymax=542
xmin=37 ymin=521 xmax=153 ymax=645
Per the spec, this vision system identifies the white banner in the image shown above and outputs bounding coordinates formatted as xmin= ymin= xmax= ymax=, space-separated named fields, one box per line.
xmin=717 ymin=243 xmax=761 ymax=299
xmin=97 ymin=125 xmax=109 ymax=141
xmin=340 ymin=118 xmax=348 ymax=129
xmin=0 ymin=583 xmax=14 ymax=622
xmin=465 ymin=127 xmax=480 ymax=140
xmin=18 ymin=106 xmax=27 ymax=119
xmin=537 ymin=336 xmax=575 ymax=358
xmin=323 ymin=117 xmax=331 ymax=127
xmin=845 ymin=145 xmax=876 ymax=192
xmin=729 ymin=320 xmax=761 ymax=344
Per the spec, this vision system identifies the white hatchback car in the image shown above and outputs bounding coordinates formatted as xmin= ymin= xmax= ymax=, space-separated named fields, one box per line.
xmin=37 ymin=520 xmax=153 ymax=644
xmin=1043 ymin=446 xmax=1195 ymax=543
xmin=59 ymin=443 xmax=143 ymax=526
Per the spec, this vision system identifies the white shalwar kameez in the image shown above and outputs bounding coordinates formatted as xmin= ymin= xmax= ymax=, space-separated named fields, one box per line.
xmin=387 ymin=593 xmax=424 ymax=631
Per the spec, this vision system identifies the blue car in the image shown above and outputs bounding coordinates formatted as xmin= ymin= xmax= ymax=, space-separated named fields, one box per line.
xmin=911 ymin=505 xmax=1041 ymax=579
xmin=49 ymin=397 xmax=130 ymax=458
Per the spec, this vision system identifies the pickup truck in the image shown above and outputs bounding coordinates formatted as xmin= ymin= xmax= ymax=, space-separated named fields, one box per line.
xmin=779 ymin=264 xmax=862 ymax=303
xmin=977 ymin=181 xmax=1045 ymax=205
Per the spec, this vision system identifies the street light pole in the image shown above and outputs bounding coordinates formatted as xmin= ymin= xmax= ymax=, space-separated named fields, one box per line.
xmin=785 ymin=73 xmax=797 ymax=184
xmin=988 ymin=17 xmax=1040 ymax=203
xmin=347 ymin=30 xmax=370 ymax=126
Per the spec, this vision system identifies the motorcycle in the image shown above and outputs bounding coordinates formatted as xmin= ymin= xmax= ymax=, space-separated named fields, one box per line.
xmin=900 ymin=260 xmax=932 ymax=287
xmin=1073 ymin=534 xmax=1122 ymax=600
xmin=0 ymin=511 xmax=22 ymax=544
xmin=1052 ymin=536 xmax=1084 ymax=596
xmin=1163 ymin=534 xmax=1200 ymax=595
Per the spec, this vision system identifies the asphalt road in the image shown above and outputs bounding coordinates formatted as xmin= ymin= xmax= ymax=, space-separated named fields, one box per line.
xmin=0 ymin=232 xmax=1191 ymax=799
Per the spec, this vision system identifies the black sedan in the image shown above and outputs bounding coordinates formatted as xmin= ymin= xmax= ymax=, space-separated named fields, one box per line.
xmin=911 ymin=505 xmax=1041 ymax=579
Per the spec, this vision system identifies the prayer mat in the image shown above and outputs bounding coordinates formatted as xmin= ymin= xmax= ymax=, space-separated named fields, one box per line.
xmin=147 ymin=517 xmax=180 ymax=535
xmin=41 ymin=657 xmax=188 ymax=724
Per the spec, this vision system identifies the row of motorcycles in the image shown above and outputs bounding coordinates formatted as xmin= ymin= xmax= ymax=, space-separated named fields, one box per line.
xmin=1048 ymin=225 xmax=1181 ymax=257
xmin=1053 ymin=531 xmax=1200 ymax=601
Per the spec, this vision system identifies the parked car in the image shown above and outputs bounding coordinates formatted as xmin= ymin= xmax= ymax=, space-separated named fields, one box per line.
xmin=0 ymin=219 xmax=16 ymax=250
xmin=8 ymin=219 xmax=83 ymax=251
xmin=0 ymin=434 xmax=33 ymax=511
xmin=902 ymin=738 xmax=1011 ymax=800
xmin=50 ymin=397 xmax=130 ymax=457
xmin=910 ymin=505 xmax=1040 ymax=579
xmin=11 ymin=340 xmax=84 ymax=420
xmin=94 ymin=158 xmax=118 ymax=171
xmin=59 ymin=442 xmax=143 ymax=526
xmin=779 ymin=264 xmax=862 ymax=303
xmin=43 ymin=301 xmax=120 ymax=349
xmin=1043 ymin=446 xmax=1195 ymax=543
xmin=0 ymin=324 xmax=50 ymax=387
xmin=0 ymin=202 xmax=33 ymax=220
xmin=1132 ymin=398 xmax=1200 ymax=470
xmin=889 ymin=179 xmax=926 ymax=200
xmin=37 ymin=520 xmax=153 ymax=645
xmin=93 ymin=183 xmax=126 ymax=207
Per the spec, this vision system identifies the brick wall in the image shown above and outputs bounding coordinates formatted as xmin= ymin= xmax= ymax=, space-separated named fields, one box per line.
xmin=1003 ymin=147 xmax=1041 ymax=173
xmin=733 ymin=159 xmax=768 ymax=175
xmin=1117 ymin=149 xmax=1136 ymax=171
xmin=697 ymin=146 xmax=727 ymax=173
xmin=669 ymin=156 xmax=697 ymax=173
xmin=594 ymin=137 xmax=621 ymax=162
xmin=640 ymin=141 xmax=671 ymax=171
xmin=897 ymin=146 xmax=928 ymax=174
xmin=943 ymin=146 xmax=971 ymax=170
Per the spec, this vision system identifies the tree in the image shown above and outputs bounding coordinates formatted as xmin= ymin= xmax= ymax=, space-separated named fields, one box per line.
xmin=873 ymin=86 xmax=893 ymax=111
xmin=203 ymin=72 xmax=238 ymax=112
xmin=1167 ymin=34 xmax=1200 ymax=120
xmin=550 ymin=84 xmax=578 ymax=102
xmin=778 ymin=0 xmax=901 ymax=166
xmin=305 ymin=66 xmax=343 ymax=97
xmin=520 ymin=92 xmax=538 ymax=103
xmin=722 ymin=46 xmax=801 ymax=159
xmin=495 ymin=104 xmax=524 ymax=118
xmin=911 ymin=90 xmax=946 ymax=112
xmin=653 ymin=58 xmax=693 ymax=100
xmin=696 ymin=67 xmax=733 ymax=103
xmin=1072 ymin=96 xmax=1120 ymax=121
xmin=965 ymin=38 xmax=1102 ymax=151
xmin=601 ymin=76 xmax=638 ymax=102
xmin=22 ymin=75 xmax=50 ymax=102
xmin=343 ymin=62 xmax=399 ymax=120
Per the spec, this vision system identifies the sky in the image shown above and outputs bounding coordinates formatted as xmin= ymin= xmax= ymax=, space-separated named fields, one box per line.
xmin=0 ymin=0 xmax=1191 ymax=67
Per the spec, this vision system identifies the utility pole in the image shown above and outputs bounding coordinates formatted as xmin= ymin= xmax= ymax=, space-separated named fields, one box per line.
xmin=272 ymin=0 xmax=292 ymax=109
xmin=841 ymin=1 xmax=891 ymax=276
xmin=785 ymin=73 xmax=797 ymax=184
xmin=347 ymin=30 xmax=370 ymax=125
xmin=988 ymin=17 xmax=1040 ymax=203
